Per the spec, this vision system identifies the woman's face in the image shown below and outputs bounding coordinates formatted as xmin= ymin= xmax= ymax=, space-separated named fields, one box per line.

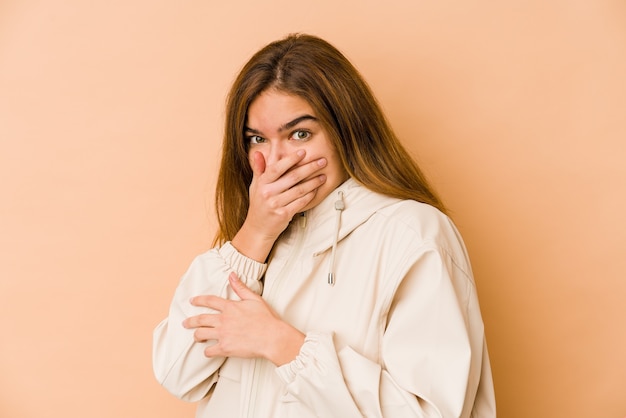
xmin=245 ymin=89 xmax=348 ymax=211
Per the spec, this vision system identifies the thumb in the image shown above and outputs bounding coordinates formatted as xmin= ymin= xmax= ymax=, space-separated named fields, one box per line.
xmin=228 ymin=272 xmax=259 ymax=301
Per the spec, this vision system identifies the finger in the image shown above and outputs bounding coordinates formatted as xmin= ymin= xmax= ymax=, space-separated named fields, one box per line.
xmin=269 ymin=157 xmax=327 ymax=194
xmin=262 ymin=149 xmax=307 ymax=182
xmin=285 ymin=156 xmax=327 ymax=180
xmin=190 ymin=295 xmax=228 ymax=311
xmin=282 ymin=187 xmax=320 ymax=214
xmin=193 ymin=327 xmax=219 ymax=343
xmin=267 ymin=173 xmax=327 ymax=211
xmin=204 ymin=344 xmax=225 ymax=358
xmin=228 ymin=272 xmax=260 ymax=301
xmin=182 ymin=312 xmax=219 ymax=329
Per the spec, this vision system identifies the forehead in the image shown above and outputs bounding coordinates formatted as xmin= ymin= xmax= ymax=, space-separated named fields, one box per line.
xmin=246 ymin=90 xmax=316 ymax=127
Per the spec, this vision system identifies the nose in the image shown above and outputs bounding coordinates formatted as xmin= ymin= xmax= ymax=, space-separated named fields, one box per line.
xmin=265 ymin=140 xmax=287 ymax=166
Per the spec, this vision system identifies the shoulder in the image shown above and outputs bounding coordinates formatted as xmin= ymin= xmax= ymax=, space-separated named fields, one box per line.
xmin=376 ymin=199 xmax=455 ymax=241
xmin=373 ymin=200 xmax=472 ymax=274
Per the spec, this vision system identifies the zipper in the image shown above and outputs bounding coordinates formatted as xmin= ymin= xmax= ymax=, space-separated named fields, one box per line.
xmin=244 ymin=213 xmax=308 ymax=417
xmin=263 ymin=213 xmax=308 ymax=299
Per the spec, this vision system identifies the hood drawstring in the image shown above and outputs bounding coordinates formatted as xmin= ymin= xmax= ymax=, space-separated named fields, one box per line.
xmin=327 ymin=190 xmax=345 ymax=286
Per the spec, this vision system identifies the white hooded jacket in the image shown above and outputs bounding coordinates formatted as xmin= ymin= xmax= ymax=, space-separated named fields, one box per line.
xmin=153 ymin=178 xmax=496 ymax=417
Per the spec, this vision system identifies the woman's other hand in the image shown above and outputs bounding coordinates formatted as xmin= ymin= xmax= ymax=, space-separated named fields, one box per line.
xmin=183 ymin=272 xmax=305 ymax=366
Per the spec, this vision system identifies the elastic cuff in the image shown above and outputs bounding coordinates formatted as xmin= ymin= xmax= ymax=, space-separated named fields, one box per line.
xmin=218 ymin=241 xmax=267 ymax=282
xmin=276 ymin=332 xmax=330 ymax=383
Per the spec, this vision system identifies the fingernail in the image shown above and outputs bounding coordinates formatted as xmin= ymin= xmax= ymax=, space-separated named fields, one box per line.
xmin=317 ymin=158 xmax=327 ymax=167
xmin=297 ymin=149 xmax=305 ymax=157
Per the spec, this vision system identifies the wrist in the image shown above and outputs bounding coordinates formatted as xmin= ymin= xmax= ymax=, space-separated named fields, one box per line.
xmin=265 ymin=320 xmax=305 ymax=366
xmin=231 ymin=223 xmax=277 ymax=263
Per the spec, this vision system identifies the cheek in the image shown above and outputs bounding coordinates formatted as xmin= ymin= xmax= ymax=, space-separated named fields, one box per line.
xmin=300 ymin=144 xmax=331 ymax=166
xmin=324 ymin=147 xmax=346 ymax=175
xmin=328 ymin=163 xmax=348 ymax=184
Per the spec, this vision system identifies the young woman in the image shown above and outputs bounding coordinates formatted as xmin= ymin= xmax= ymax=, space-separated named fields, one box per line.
xmin=153 ymin=34 xmax=496 ymax=417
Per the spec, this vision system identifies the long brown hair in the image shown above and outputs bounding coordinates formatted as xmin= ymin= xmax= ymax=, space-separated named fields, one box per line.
xmin=214 ymin=34 xmax=446 ymax=245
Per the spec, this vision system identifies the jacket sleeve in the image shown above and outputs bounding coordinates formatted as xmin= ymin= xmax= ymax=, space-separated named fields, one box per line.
xmin=275 ymin=247 xmax=493 ymax=417
xmin=152 ymin=242 xmax=266 ymax=401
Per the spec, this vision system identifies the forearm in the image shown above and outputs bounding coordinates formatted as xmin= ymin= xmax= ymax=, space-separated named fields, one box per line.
xmin=153 ymin=317 xmax=225 ymax=401
xmin=231 ymin=222 xmax=277 ymax=263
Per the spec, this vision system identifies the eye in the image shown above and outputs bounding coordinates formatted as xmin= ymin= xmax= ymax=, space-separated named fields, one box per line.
xmin=290 ymin=130 xmax=311 ymax=141
xmin=247 ymin=135 xmax=266 ymax=144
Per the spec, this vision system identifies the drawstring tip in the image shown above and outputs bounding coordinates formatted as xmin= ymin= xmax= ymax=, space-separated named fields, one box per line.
xmin=327 ymin=190 xmax=344 ymax=287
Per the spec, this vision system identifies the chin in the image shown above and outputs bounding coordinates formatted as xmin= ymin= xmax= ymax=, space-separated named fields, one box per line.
xmin=301 ymin=198 xmax=322 ymax=213
xmin=303 ymin=184 xmax=334 ymax=212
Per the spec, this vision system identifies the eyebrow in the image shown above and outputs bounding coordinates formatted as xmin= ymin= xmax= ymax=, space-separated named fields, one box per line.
xmin=244 ymin=114 xmax=318 ymax=135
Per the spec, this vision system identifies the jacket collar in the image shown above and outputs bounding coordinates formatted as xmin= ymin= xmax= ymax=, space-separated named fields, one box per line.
xmin=296 ymin=178 xmax=401 ymax=256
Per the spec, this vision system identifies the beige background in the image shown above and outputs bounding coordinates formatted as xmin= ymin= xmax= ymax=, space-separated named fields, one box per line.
xmin=1 ymin=1 xmax=625 ymax=417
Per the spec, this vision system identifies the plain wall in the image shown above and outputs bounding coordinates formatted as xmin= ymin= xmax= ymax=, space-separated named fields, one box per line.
xmin=1 ymin=1 xmax=624 ymax=417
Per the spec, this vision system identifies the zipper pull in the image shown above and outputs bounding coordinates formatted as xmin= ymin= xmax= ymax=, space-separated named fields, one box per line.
xmin=299 ymin=212 xmax=307 ymax=228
